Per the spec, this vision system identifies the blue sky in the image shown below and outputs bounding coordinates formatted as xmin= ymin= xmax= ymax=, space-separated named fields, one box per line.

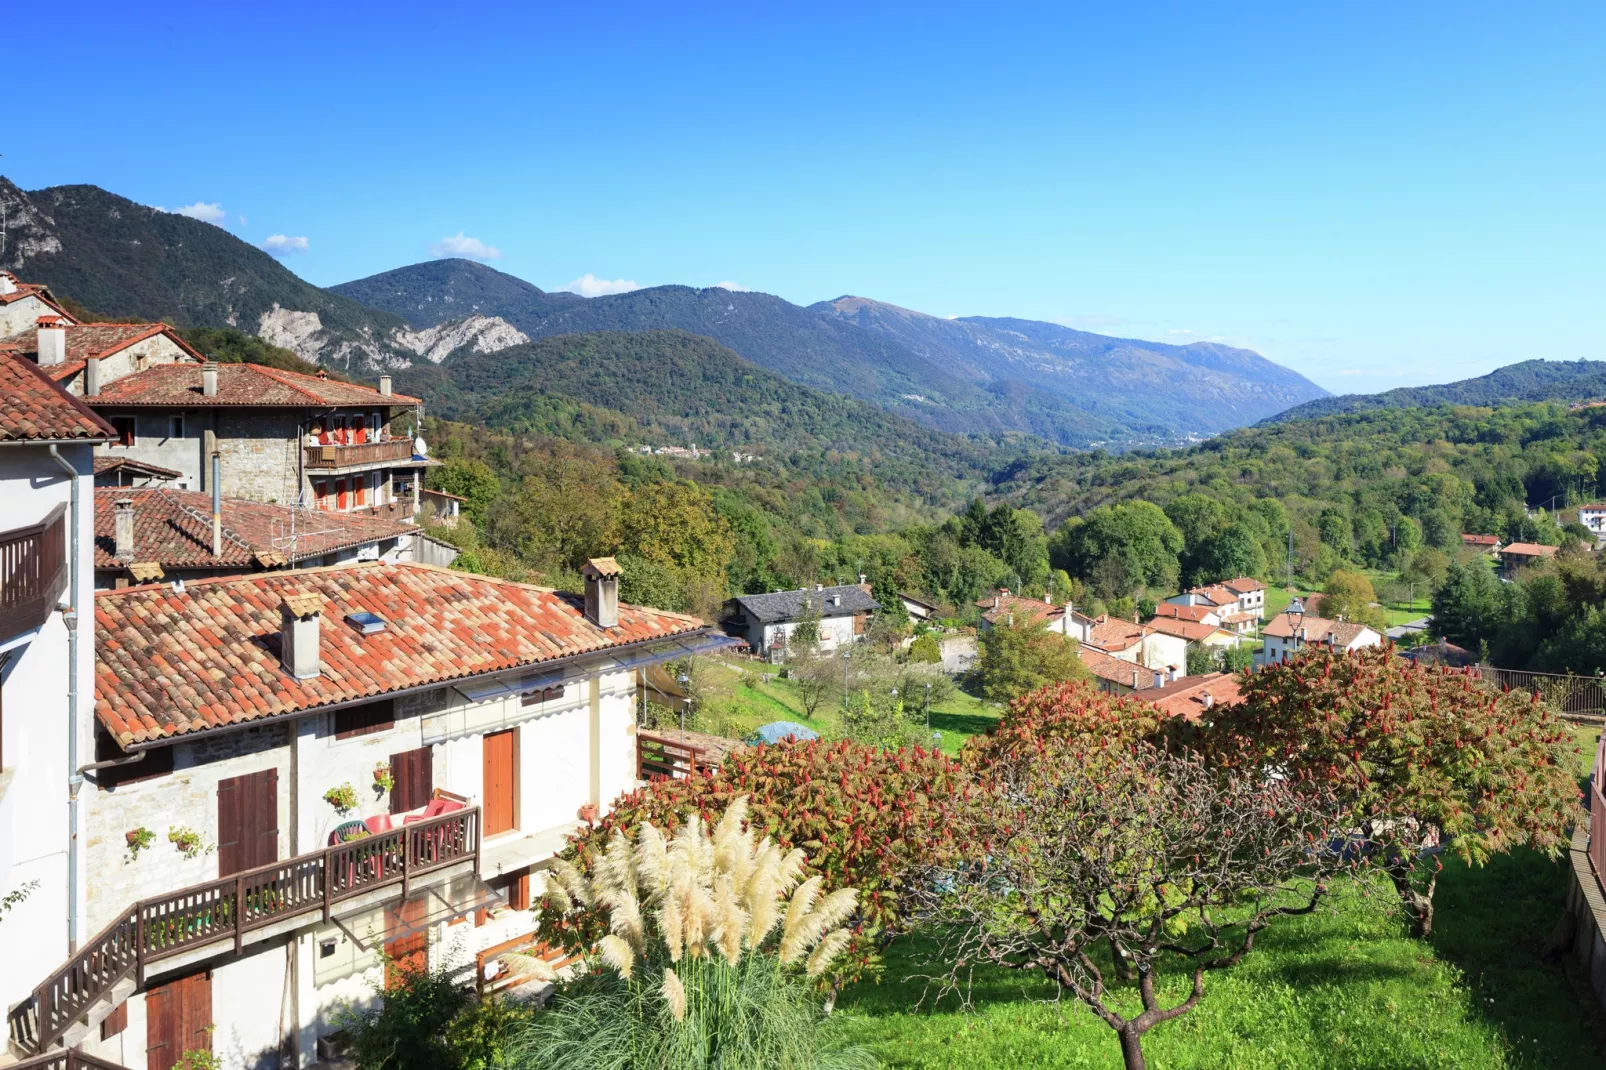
xmin=5 ymin=1 xmax=1602 ymax=394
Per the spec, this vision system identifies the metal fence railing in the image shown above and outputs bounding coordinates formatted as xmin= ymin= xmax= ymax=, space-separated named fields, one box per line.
xmin=1477 ymin=665 xmax=1606 ymax=719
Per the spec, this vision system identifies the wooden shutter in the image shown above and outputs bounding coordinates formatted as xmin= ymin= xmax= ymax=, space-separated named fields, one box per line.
xmin=336 ymin=478 xmax=349 ymax=511
xmin=217 ymin=769 xmax=278 ymax=877
xmin=389 ymin=746 xmax=433 ymax=815
xmin=101 ymin=1000 xmax=128 ymax=1040
xmin=482 ymin=729 xmax=518 ymax=836
xmin=145 ymin=971 xmax=211 ymax=1070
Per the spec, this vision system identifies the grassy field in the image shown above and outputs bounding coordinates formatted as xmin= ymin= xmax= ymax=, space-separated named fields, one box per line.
xmin=1264 ymin=577 xmax=1429 ymax=630
xmin=828 ymin=725 xmax=1606 ymax=1069
xmin=682 ymin=655 xmax=1002 ymax=757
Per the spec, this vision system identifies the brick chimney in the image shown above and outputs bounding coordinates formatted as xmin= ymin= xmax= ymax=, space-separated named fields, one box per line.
xmin=36 ymin=316 xmax=66 ymax=367
xmin=113 ymin=499 xmax=135 ymax=560
xmin=202 ymin=362 xmax=219 ymax=397
xmin=280 ymin=592 xmax=323 ymax=679
xmin=582 ymin=557 xmax=621 ymax=628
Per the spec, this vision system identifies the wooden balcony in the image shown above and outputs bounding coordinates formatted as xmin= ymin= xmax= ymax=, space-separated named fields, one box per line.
xmin=0 ymin=503 xmax=68 ymax=644
xmin=10 ymin=1049 xmax=129 ymax=1070
xmin=8 ymin=807 xmax=480 ymax=1056
xmin=303 ymin=438 xmax=415 ymax=470
xmin=636 ymin=731 xmax=720 ymax=780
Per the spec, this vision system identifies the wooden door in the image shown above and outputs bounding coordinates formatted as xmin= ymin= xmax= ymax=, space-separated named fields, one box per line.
xmin=482 ymin=729 xmax=518 ymax=836
xmin=389 ymin=746 xmax=433 ymax=815
xmin=145 ymin=971 xmax=211 ymax=1070
xmin=384 ymin=895 xmax=429 ymax=989
xmin=217 ymin=769 xmax=278 ymax=878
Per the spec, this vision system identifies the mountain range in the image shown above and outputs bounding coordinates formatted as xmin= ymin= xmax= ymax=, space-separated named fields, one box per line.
xmin=1267 ymin=359 xmax=1606 ymax=423
xmin=2 ymin=176 xmax=1330 ymax=450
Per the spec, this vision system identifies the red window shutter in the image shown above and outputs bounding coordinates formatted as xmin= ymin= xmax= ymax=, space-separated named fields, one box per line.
xmin=336 ymin=479 xmax=349 ymax=511
xmin=217 ymin=770 xmax=277 ymax=877
xmin=389 ymin=746 xmax=434 ymax=815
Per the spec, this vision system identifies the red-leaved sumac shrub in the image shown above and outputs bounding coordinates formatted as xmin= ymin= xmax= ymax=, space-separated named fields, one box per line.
xmin=962 ymin=678 xmax=1184 ymax=771
xmin=538 ymin=737 xmax=980 ymax=986
xmin=1212 ymin=645 xmax=1581 ymax=936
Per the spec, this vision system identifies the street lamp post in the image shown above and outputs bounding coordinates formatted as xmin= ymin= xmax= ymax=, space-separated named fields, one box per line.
xmin=678 ymin=672 xmax=690 ymax=737
xmin=924 ymin=682 xmax=931 ymax=734
xmin=1287 ymin=597 xmax=1306 ymax=662
xmin=841 ymin=650 xmax=851 ymax=708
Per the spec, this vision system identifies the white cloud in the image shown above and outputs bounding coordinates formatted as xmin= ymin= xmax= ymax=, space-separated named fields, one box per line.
xmin=713 ymin=280 xmax=749 ymax=292
xmin=1166 ymin=328 xmax=1194 ymax=336
xmin=430 ymin=232 xmax=502 ymax=261
xmin=559 ymin=273 xmax=643 ymax=298
xmin=261 ymin=234 xmax=310 ymax=256
xmin=238 ymin=214 xmax=248 ymax=226
xmin=157 ymin=202 xmax=227 ymax=223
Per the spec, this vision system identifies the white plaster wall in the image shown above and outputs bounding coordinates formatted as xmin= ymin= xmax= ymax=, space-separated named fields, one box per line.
xmin=596 ymin=670 xmax=637 ymax=813
xmin=85 ymin=724 xmax=292 ymax=931
xmin=294 ymin=708 xmax=428 ymax=852
xmin=0 ymin=442 xmax=95 ymax=1011
xmin=65 ymin=334 xmax=196 ymax=395
xmin=0 ymin=292 xmax=61 ymax=336
xmin=1140 ymin=633 xmax=1190 ymax=673
xmin=213 ymin=945 xmax=293 ymax=1070
xmin=517 ymin=703 xmax=590 ymax=832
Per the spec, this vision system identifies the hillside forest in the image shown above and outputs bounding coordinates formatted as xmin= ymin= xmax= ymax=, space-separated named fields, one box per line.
xmin=427 ymin=396 xmax=1606 ymax=673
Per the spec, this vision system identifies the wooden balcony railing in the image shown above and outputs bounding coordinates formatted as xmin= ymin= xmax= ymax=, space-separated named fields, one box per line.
xmin=10 ymin=1048 xmax=130 ymax=1070
xmin=8 ymin=807 xmax=479 ymax=1055
xmin=636 ymin=732 xmax=716 ymax=781
xmin=304 ymin=439 xmax=415 ymax=469
xmin=0 ymin=502 xmax=68 ymax=643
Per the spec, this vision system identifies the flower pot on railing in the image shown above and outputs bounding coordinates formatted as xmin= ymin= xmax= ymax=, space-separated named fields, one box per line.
xmin=578 ymin=803 xmax=599 ymax=826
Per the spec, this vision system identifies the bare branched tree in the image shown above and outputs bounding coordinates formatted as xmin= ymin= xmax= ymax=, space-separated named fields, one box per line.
xmin=916 ymin=744 xmax=1345 ymax=1070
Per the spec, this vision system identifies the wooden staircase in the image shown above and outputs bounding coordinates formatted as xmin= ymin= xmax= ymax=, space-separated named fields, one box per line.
xmin=8 ymin=807 xmax=480 ymax=1056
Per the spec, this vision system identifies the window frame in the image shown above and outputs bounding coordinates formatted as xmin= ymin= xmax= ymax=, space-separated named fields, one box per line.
xmin=111 ymin=416 xmax=136 ymax=448
xmin=333 ymin=699 xmax=395 ymax=740
xmin=168 ymin=415 xmax=185 ymax=440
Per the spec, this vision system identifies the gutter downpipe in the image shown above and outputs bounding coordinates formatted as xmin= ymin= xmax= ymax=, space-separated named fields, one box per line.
xmin=47 ymin=444 xmax=83 ymax=953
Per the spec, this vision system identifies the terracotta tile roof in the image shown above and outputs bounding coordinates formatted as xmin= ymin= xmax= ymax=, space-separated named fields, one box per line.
xmin=93 ymin=487 xmax=418 ymax=571
xmin=1078 ymin=647 xmax=1154 ymax=690
xmin=0 ymin=278 xmax=68 ymax=315
xmin=94 ymin=456 xmax=182 ymax=479
xmin=1143 ymin=673 xmax=1242 ymax=721
xmin=1187 ymin=583 xmax=1240 ymax=607
xmin=1461 ymin=533 xmax=1500 ymax=546
xmin=1 ymin=322 xmax=207 ymax=382
xmin=0 ymin=349 xmax=117 ymax=443
xmin=1220 ymin=577 xmax=1265 ymax=594
xmin=1084 ymin=615 xmax=1147 ymax=653
xmin=1500 ymin=542 xmax=1558 ymax=558
xmin=1262 ymin=611 xmax=1379 ymax=648
xmin=1154 ymin=603 xmax=1215 ymax=623
xmin=1144 ymin=617 xmax=1227 ymax=643
xmin=85 ymin=362 xmax=419 ymax=407
xmin=977 ymin=591 xmax=1064 ymax=627
xmin=94 ymin=561 xmax=706 ymax=746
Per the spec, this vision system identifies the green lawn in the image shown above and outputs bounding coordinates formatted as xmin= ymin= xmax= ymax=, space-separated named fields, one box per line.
xmin=691 ymin=655 xmax=1002 ymax=756
xmin=1263 ymin=578 xmax=1427 ymax=630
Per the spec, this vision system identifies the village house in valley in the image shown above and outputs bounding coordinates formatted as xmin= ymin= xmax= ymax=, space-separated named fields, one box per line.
xmin=1257 ymin=607 xmax=1383 ymax=667
xmin=7 ymin=558 xmax=728 ymax=1070
xmin=974 ymin=590 xmax=1097 ymax=640
xmin=1163 ymin=576 xmax=1266 ymax=637
xmin=721 ymin=582 xmax=879 ymax=658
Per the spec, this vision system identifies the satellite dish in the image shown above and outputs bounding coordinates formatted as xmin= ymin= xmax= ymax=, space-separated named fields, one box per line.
xmin=413 ymin=435 xmax=428 ymax=458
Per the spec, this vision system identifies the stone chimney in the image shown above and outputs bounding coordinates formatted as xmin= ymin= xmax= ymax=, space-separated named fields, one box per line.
xmin=85 ymin=356 xmax=102 ymax=396
xmin=379 ymin=375 xmax=392 ymax=397
xmin=280 ymin=592 xmax=323 ymax=680
xmin=113 ymin=499 xmax=135 ymax=561
xmin=202 ymin=362 xmax=219 ymax=397
xmin=36 ymin=316 xmax=66 ymax=367
xmin=815 ymin=582 xmax=823 ymax=593
xmin=582 ymin=557 xmax=621 ymax=628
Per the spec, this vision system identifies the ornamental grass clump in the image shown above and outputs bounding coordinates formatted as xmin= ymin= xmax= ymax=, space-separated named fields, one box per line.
xmin=513 ymin=797 xmax=872 ymax=1070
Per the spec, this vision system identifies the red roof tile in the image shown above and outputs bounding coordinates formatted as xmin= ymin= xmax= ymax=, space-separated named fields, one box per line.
xmin=1500 ymin=542 xmax=1558 ymax=558
xmin=1144 ymin=617 xmax=1226 ymax=643
xmin=93 ymin=487 xmax=419 ymax=571
xmin=1084 ymin=615 xmax=1147 ymax=652
xmin=0 ymin=349 xmax=117 ymax=443
xmin=1077 ymin=647 xmax=1154 ymax=690
xmin=94 ymin=562 xmax=705 ymax=745
xmin=87 ymin=362 xmax=418 ymax=407
xmin=977 ymin=591 xmax=1064 ymax=626
xmin=1143 ymin=673 xmax=1242 ymax=721
xmin=1 ymin=322 xmax=206 ymax=381
xmin=1154 ymin=603 xmax=1214 ymax=623
xmin=93 ymin=456 xmax=183 ymax=479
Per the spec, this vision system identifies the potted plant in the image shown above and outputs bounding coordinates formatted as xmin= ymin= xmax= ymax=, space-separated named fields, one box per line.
xmin=372 ymin=763 xmax=394 ymax=795
xmin=125 ymin=827 xmax=155 ymax=861
xmin=324 ymin=783 xmax=359 ymax=815
xmin=168 ymin=826 xmax=209 ymax=860
xmin=578 ymin=802 xmax=599 ymax=825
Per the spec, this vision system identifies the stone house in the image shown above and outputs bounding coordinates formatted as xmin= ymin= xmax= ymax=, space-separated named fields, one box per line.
xmin=0 ymin=349 xmax=112 ymax=1034
xmin=93 ymin=487 xmax=421 ymax=589
xmin=8 ymin=559 xmax=729 ymax=1070
xmin=0 ymin=271 xmax=73 ymax=336
xmin=721 ymin=583 xmax=880 ymax=658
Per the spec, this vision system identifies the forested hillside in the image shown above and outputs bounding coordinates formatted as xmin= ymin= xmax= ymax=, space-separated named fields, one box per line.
xmin=1269 ymin=359 xmax=1606 ymax=422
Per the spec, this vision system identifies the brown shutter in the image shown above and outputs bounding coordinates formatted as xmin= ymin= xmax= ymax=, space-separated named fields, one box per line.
xmin=218 ymin=769 xmax=278 ymax=877
xmin=146 ymin=971 xmax=211 ymax=1070
xmin=389 ymin=747 xmax=433 ymax=815
xmin=482 ymin=729 xmax=518 ymax=836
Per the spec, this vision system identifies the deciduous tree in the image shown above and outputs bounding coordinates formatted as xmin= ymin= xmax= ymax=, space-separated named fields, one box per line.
xmin=969 ymin=620 xmax=1090 ymax=703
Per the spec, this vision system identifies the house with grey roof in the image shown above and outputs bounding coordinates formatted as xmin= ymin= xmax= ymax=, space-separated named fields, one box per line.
xmin=721 ymin=582 xmax=881 ymax=658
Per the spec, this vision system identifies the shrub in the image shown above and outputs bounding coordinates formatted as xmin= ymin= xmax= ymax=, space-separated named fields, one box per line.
xmin=1215 ymin=645 xmax=1581 ymax=937
xmin=518 ymin=798 xmax=872 ymax=1069
xmin=541 ymin=739 xmax=977 ymax=988
xmin=968 ymin=619 xmax=1090 ymax=703
xmin=908 ymin=634 xmax=941 ymax=664
xmin=962 ymin=679 xmax=1176 ymax=773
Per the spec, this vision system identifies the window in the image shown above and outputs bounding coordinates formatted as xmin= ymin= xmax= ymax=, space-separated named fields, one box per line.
xmin=371 ymin=412 xmax=384 ymax=441
xmin=371 ymin=472 xmax=385 ymax=506
xmin=334 ymin=699 xmax=395 ymax=739
xmin=331 ymin=415 xmax=348 ymax=445
xmin=111 ymin=416 xmax=136 ymax=448
xmin=94 ymin=729 xmax=175 ymax=787
xmin=168 ymin=415 xmax=184 ymax=440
